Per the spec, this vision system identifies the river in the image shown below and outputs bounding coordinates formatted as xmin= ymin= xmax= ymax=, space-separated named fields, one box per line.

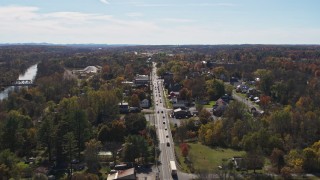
xmin=0 ymin=64 xmax=38 ymax=101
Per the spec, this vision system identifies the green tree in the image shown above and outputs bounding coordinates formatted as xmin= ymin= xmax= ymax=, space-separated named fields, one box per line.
xmin=0 ymin=149 xmax=18 ymax=177
xmin=97 ymin=125 xmax=111 ymax=144
xmin=63 ymin=132 xmax=78 ymax=174
xmin=122 ymin=135 xmax=149 ymax=164
xmin=84 ymin=139 xmax=102 ymax=173
xmin=254 ymin=69 xmax=274 ymax=95
xmin=38 ymin=113 xmax=56 ymax=162
xmin=268 ymin=109 xmax=292 ymax=138
xmin=0 ymin=110 xmax=32 ymax=153
xmin=124 ymin=113 xmax=146 ymax=135
xmin=206 ymin=79 xmax=225 ymax=100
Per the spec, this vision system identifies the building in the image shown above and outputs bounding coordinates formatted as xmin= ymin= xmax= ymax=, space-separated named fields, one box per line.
xmin=173 ymin=108 xmax=191 ymax=119
xmin=212 ymin=98 xmax=228 ymax=117
xmin=134 ymin=74 xmax=149 ymax=86
xmin=119 ymin=102 xmax=129 ymax=114
xmin=107 ymin=168 xmax=136 ymax=180
xmin=140 ymin=99 xmax=150 ymax=108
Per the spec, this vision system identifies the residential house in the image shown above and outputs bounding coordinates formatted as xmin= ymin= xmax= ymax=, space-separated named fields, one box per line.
xmin=173 ymin=108 xmax=191 ymax=119
xmin=119 ymin=102 xmax=129 ymax=114
xmin=107 ymin=168 xmax=136 ymax=180
xmin=140 ymin=99 xmax=150 ymax=108
xmin=212 ymin=98 xmax=228 ymax=117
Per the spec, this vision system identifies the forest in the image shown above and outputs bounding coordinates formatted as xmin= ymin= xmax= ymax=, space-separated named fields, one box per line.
xmin=0 ymin=45 xmax=320 ymax=179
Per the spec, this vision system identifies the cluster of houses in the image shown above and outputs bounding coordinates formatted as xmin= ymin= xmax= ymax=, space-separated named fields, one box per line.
xmin=236 ymin=84 xmax=261 ymax=104
xmin=119 ymin=74 xmax=151 ymax=114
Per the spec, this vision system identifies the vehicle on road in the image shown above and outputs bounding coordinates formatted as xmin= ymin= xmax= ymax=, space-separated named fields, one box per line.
xmin=166 ymin=142 xmax=170 ymax=147
xmin=170 ymin=160 xmax=177 ymax=177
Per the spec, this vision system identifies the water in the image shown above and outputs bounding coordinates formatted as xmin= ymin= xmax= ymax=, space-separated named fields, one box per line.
xmin=0 ymin=64 xmax=38 ymax=101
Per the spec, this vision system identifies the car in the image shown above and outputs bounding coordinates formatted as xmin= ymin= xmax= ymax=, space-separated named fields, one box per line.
xmin=157 ymin=111 xmax=159 ymax=113
xmin=163 ymin=121 xmax=165 ymax=124
xmin=165 ymin=128 xmax=167 ymax=130
xmin=166 ymin=135 xmax=169 ymax=138
xmin=167 ymin=142 xmax=170 ymax=147
xmin=161 ymin=110 xmax=163 ymax=113
xmin=174 ymin=123 xmax=177 ymax=127
xmin=156 ymin=103 xmax=158 ymax=106
xmin=163 ymin=116 xmax=165 ymax=118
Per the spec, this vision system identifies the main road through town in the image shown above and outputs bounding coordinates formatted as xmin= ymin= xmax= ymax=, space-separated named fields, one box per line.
xmin=151 ymin=62 xmax=176 ymax=180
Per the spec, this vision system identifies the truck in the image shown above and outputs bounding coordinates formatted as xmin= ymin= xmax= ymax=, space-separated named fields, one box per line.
xmin=170 ymin=160 xmax=177 ymax=177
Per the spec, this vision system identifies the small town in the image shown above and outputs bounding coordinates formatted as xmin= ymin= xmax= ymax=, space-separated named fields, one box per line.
xmin=0 ymin=0 xmax=320 ymax=180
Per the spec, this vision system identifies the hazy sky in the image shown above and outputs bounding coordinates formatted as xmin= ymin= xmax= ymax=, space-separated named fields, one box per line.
xmin=1 ymin=0 xmax=320 ymax=44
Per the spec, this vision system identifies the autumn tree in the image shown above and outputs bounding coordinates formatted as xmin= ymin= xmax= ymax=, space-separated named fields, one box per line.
xmin=180 ymin=143 xmax=189 ymax=157
xmin=270 ymin=148 xmax=285 ymax=173
xmin=130 ymin=94 xmax=140 ymax=108
xmin=199 ymin=109 xmax=211 ymax=124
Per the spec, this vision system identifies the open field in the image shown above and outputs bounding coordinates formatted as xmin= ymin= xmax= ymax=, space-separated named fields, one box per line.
xmin=175 ymin=142 xmax=245 ymax=172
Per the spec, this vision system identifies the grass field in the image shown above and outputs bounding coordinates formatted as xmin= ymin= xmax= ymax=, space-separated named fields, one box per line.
xmin=175 ymin=142 xmax=245 ymax=172
xmin=203 ymin=101 xmax=216 ymax=108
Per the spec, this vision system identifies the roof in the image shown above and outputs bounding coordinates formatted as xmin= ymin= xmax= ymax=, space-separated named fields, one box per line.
xmin=135 ymin=74 xmax=149 ymax=80
xmin=141 ymin=99 xmax=149 ymax=102
xmin=117 ymin=168 xmax=135 ymax=179
xmin=119 ymin=102 xmax=129 ymax=106
xmin=98 ymin=151 xmax=112 ymax=156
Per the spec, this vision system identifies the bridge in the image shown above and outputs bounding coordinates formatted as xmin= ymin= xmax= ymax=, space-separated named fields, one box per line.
xmin=0 ymin=80 xmax=34 ymax=87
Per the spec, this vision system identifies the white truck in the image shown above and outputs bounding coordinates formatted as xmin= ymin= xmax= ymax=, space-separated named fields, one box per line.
xmin=170 ymin=160 xmax=177 ymax=177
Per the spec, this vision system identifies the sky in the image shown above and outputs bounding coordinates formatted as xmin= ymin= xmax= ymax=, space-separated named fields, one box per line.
xmin=0 ymin=0 xmax=320 ymax=44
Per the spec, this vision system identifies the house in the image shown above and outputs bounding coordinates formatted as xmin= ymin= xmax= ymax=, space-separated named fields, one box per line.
xmin=129 ymin=107 xmax=141 ymax=113
xmin=134 ymin=74 xmax=149 ymax=86
xmin=173 ymin=108 xmax=191 ymax=119
xmin=107 ymin=168 xmax=136 ymax=180
xmin=169 ymin=91 xmax=180 ymax=98
xmin=230 ymin=77 xmax=239 ymax=85
xmin=172 ymin=103 xmax=187 ymax=110
xmin=212 ymin=98 xmax=228 ymax=117
xmin=140 ymin=99 xmax=150 ymax=108
xmin=119 ymin=102 xmax=129 ymax=114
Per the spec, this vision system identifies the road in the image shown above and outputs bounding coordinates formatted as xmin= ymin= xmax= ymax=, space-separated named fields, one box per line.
xmin=151 ymin=63 xmax=177 ymax=180
xmin=232 ymin=90 xmax=264 ymax=114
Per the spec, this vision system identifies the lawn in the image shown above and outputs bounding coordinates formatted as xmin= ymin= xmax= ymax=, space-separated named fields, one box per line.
xmin=176 ymin=142 xmax=245 ymax=172
xmin=203 ymin=101 xmax=216 ymax=108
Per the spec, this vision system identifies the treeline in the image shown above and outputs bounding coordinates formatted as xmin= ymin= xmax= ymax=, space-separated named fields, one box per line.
xmin=0 ymin=47 xmax=155 ymax=178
